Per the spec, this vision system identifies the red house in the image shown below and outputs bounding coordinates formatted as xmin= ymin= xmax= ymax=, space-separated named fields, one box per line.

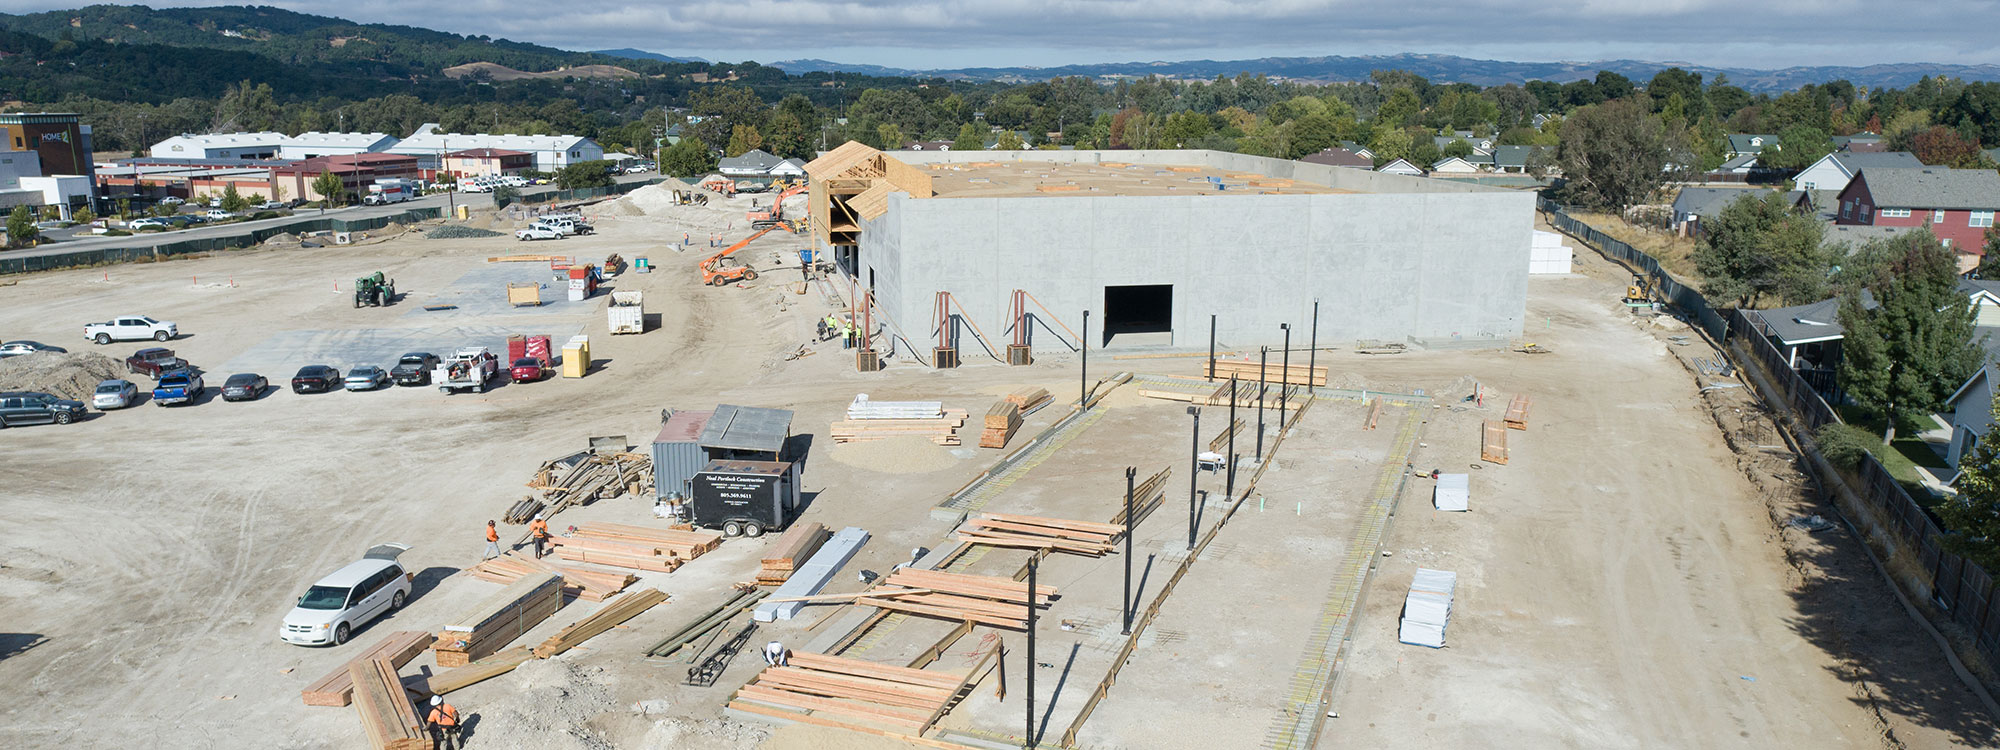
xmin=1835 ymin=167 xmax=2000 ymax=258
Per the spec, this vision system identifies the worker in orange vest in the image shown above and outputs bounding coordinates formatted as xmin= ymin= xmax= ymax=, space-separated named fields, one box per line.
xmin=426 ymin=695 xmax=462 ymax=750
xmin=529 ymin=514 xmax=550 ymax=559
xmin=482 ymin=520 xmax=500 ymax=560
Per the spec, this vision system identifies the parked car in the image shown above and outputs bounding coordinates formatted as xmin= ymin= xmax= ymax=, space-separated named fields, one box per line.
xmin=509 ymin=357 xmax=548 ymax=383
xmin=127 ymin=218 xmax=170 ymax=230
xmin=0 ymin=340 xmax=66 ymax=358
xmin=625 ymin=163 xmax=654 ymax=174
xmin=205 ymin=208 xmax=232 ymax=220
xmin=257 ymin=200 xmax=287 ymax=210
xmin=158 ymin=196 xmax=185 ymax=206
xmin=343 ymin=365 xmax=389 ymax=391
xmin=279 ymin=544 xmax=412 ymax=646
xmin=515 ymin=226 xmax=563 ymax=241
xmin=86 ymin=315 xmax=178 ymax=344
xmin=389 ymin=352 xmax=440 ymax=386
xmin=125 ymin=347 xmax=187 ymax=378
xmin=92 ymin=379 xmax=138 ymax=410
xmin=177 ymin=214 xmax=205 ymax=225
xmin=221 ymin=373 xmax=269 ymax=401
xmin=532 ymin=218 xmax=591 ymax=236
xmin=291 ymin=365 xmax=342 ymax=394
xmin=0 ymin=390 xmax=88 ymax=427
xmin=152 ymin=371 xmax=204 ymax=406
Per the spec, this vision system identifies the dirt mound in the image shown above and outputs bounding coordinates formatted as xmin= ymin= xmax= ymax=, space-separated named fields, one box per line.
xmin=826 ymin=435 xmax=960 ymax=474
xmin=639 ymin=717 xmax=768 ymax=749
xmin=0 ymin=351 xmax=126 ymax=401
xmin=468 ymin=657 xmax=615 ymax=749
xmin=262 ymin=233 xmax=301 ymax=247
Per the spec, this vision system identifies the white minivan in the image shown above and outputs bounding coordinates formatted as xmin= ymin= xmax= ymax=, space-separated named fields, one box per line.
xmin=279 ymin=544 xmax=413 ymax=646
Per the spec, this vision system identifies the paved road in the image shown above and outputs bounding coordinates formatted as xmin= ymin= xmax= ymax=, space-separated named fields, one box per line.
xmin=2 ymin=173 xmax=659 ymax=262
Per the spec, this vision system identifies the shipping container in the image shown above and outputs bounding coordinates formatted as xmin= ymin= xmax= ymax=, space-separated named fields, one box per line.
xmin=651 ymin=410 xmax=714 ymax=500
xmin=608 ymin=291 xmax=644 ymax=334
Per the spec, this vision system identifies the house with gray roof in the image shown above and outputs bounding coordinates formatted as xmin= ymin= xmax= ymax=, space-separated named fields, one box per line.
xmin=1671 ymin=187 xmax=1765 ymax=235
xmin=719 ymin=148 xmax=786 ymax=177
xmin=1835 ymin=167 xmax=2000 ymax=257
xmin=1726 ymin=134 xmax=1780 ymax=158
xmin=1491 ymin=145 xmax=1550 ymax=174
xmin=1833 ymin=132 xmax=1883 ymax=151
xmin=1298 ymin=147 xmax=1372 ymax=169
xmin=1792 ymin=151 xmax=1922 ymax=193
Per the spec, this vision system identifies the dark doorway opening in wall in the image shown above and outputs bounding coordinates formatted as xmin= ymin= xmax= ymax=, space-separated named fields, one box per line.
xmin=1103 ymin=284 xmax=1173 ymax=347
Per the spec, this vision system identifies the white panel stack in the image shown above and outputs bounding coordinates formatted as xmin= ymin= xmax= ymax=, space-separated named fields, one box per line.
xmin=847 ymin=394 xmax=944 ymax=419
xmin=1398 ymin=568 xmax=1458 ymax=648
xmin=1529 ymin=230 xmax=1573 ymax=275
xmin=1434 ymin=474 xmax=1469 ymax=512
xmin=754 ymin=526 xmax=870 ymax=622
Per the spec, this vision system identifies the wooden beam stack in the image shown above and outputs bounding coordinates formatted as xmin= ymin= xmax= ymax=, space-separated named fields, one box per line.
xmin=1110 ymin=468 xmax=1171 ymax=528
xmin=1201 ymin=358 xmax=1327 ymax=387
xmin=978 ymin=401 xmax=1022 ymax=449
xmin=870 ymin=568 xmax=1057 ymax=630
xmin=1207 ymin=418 xmax=1245 ymax=451
xmin=418 ymin=646 xmax=535 ymax=696
xmin=300 ymin=631 xmax=432 ymax=707
xmin=759 ymin=522 xmax=829 ymax=585
xmin=956 ymin=512 xmax=1124 ymax=556
xmin=550 ymin=522 xmax=723 ymax=572
xmin=1481 ymin=420 xmax=1509 ymax=465
xmin=433 ymin=572 xmax=563 ymax=668
xmin=1504 ymin=394 xmax=1532 ymax=430
xmin=830 ymin=411 xmax=967 ymax=445
xmin=728 ymin=651 xmax=960 ymax=731
xmin=522 ymin=451 xmax=654 ymax=520
xmin=1364 ymin=398 xmax=1384 ymax=430
xmin=1005 ymin=386 xmax=1052 ymax=416
xmin=533 ymin=587 xmax=669 ymax=658
xmin=466 ymin=552 xmax=635 ymax=602
xmin=349 ymin=657 xmax=428 ymax=750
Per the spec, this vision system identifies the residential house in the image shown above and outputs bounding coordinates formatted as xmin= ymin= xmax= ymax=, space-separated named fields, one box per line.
xmin=1726 ymin=134 xmax=1780 ymax=158
xmin=1433 ymin=134 xmax=1494 ymax=156
xmin=1752 ymin=278 xmax=2000 ymax=403
xmin=1491 ymin=145 xmax=1552 ymax=174
xmin=1834 ymin=167 xmax=2000 ymax=259
xmin=1337 ymin=141 xmax=1375 ymax=160
xmin=443 ymin=148 xmax=534 ymax=178
xmin=1791 ymin=151 xmax=1922 ymax=193
xmin=1531 ymin=114 xmax=1557 ymax=129
xmin=1375 ymin=158 xmax=1424 ymax=176
xmin=1429 ymin=156 xmax=1481 ymax=174
xmin=1713 ymin=154 xmax=1760 ymax=176
xmin=1671 ymin=187 xmax=1763 ymax=236
xmin=901 ymin=140 xmax=954 ymax=151
xmin=1946 ymin=363 xmax=2000 ymax=468
xmin=1789 ymin=188 xmax=1843 ymax=221
xmin=1833 ymin=132 xmax=1883 ymax=152
xmin=1298 ymin=147 xmax=1372 ymax=169
xmin=719 ymin=148 xmax=786 ymax=178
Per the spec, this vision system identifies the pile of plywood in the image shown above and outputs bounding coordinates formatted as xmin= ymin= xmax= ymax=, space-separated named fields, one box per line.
xmin=872 ymin=568 xmax=1056 ymax=630
xmin=1504 ymin=394 xmax=1532 ymax=430
xmin=832 ymin=397 xmax=967 ymax=445
xmin=1200 ymin=358 xmax=1327 ymax=386
xmin=507 ymin=282 xmax=542 ymax=307
xmin=301 ymin=631 xmax=432 ymax=707
xmin=466 ymin=552 xmax=635 ymax=602
xmin=728 ymin=651 xmax=969 ymax=733
xmin=433 ymin=572 xmax=563 ymax=667
xmin=759 ymin=522 xmax=829 ymax=585
xmin=955 ymin=512 xmax=1123 ymax=556
xmin=350 ymin=656 xmax=429 ymax=750
xmin=978 ymin=401 xmax=1022 ymax=448
xmin=1481 ymin=420 xmax=1508 ymax=465
xmin=550 ymin=522 xmax=723 ymax=572
xmin=846 ymin=394 xmax=942 ymax=419
xmin=533 ymin=587 xmax=669 ymax=658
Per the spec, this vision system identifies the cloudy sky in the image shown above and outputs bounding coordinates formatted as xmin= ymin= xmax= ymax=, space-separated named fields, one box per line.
xmin=4 ymin=0 xmax=1998 ymax=70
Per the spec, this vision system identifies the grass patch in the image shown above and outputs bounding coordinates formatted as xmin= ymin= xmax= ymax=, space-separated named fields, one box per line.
xmin=1834 ymin=404 xmax=1948 ymax=504
xmin=1568 ymin=211 xmax=1703 ymax=283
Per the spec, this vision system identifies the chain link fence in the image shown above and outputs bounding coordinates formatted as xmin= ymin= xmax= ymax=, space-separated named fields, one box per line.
xmin=1 ymin=205 xmax=444 ymax=275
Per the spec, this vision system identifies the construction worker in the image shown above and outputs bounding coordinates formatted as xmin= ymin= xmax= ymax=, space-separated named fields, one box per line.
xmin=529 ymin=514 xmax=550 ymax=559
xmin=841 ymin=318 xmax=857 ymax=350
xmin=482 ymin=520 xmax=501 ymax=560
xmin=425 ymin=695 xmax=462 ymax=750
xmin=821 ymin=313 xmax=841 ymax=342
xmin=763 ymin=641 xmax=789 ymax=667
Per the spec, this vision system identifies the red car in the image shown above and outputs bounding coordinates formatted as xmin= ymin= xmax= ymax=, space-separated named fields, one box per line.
xmin=509 ymin=357 xmax=548 ymax=383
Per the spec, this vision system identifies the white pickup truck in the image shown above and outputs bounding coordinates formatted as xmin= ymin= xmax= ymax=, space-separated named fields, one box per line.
xmin=84 ymin=315 xmax=178 ymax=344
xmin=431 ymin=347 xmax=500 ymax=394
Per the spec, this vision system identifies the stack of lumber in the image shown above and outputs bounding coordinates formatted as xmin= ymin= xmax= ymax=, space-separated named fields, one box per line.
xmin=871 ymin=568 xmax=1057 ymax=630
xmin=1481 ymin=420 xmax=1509 ymax=465
xmin=649 ymin=586 xmax=769 ymax=657
xmin=550 ymin=522 xmax=723 ymax=572
xmin=1201 ymin=358 xmax=1328 ymax=386
xmin=1504 ymin=394 xmax=1532 ymax=430
xmin=1207 ymin=418 xmax=1245 ymax=452
xmin=300 ymin=631 xmax=432 ymax=707
xmin=1364 ymin=398 xmax=1384 ymax=430
xmin=846 ymin=394 xmax=942 ymax=419
xmin=523 ymin=450 xmax=654 ymax=518
xmin=978 ymin=401 xmax=1022 ymax=449
xmin=418 ymin=646 xmax=535 ymax=696
xmin=956 ymin=512 xmax=1123 ymax=556
xmin=759 ymin=522 xmax=829 ymax=585
xmin=502 ymin=496 xmax=543 ymax=525
xmin=1110 ymin=468 xmax=1171 ymax=527
xmin=433 ymin=572 xmax=563 ymax=667
xmin=533 ymin=587 xmax=669 ymax=658
xmin=1140 ymin=381 xmax=1303 ymax=409
xmin=1004 ymin=386 xmax=1052 ymax=416
xmin=467 ymin=552 xmax=635 ymax=602
xmin=349 ymin=657 xmax=428 ymax=750
xmin=831 ymin=405 xmax=968 ymax=446
xmin=729 ymin=651 xmax=963 ymax=732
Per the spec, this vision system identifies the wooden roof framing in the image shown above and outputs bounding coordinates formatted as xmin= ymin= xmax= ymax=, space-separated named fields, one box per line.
xmin=806 ymin=141 xmax=933 ymax=247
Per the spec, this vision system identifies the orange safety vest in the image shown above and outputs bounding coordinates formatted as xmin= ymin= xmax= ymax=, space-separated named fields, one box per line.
xmin=427 ymin=704 xmax=459 ymax=727
xmin=485 ymin=526 xmax=499 ymax=543
xmin=529 ymin=520 xmax=549 ymax=538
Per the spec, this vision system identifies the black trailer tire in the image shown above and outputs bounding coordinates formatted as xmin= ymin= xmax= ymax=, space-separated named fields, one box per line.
xmin=722 ymin=521 xmax=744 ymax=537
xmin=743 ymin=522 xmax=764 ymax=538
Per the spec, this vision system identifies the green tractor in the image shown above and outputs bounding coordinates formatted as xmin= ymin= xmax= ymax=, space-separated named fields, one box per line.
xmin=354 ymin=272 xmax=396 ymax=308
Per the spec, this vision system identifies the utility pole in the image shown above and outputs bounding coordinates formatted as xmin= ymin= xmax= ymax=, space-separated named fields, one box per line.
xmin=1186 ymin=406 xmax=1199 ymax=551
xmin=1279 ymin=323 xmax=1292 ymax=431
xmin=1122 ymin=467 xmax=1135 ymax=635
xmin=1026 ymin=557 xmax=1039 ymax=748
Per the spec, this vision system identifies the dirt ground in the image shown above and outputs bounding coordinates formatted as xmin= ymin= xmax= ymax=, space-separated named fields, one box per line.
xmin=0 ymin=189 xmax=1992 ymax=750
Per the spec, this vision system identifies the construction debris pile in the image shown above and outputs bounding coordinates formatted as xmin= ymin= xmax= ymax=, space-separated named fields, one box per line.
xmin=832 ymin=394 xmax=967 ymax=446
xmin=549 ymin=521 xmax=723 ymax=572
xmin=758 ymin=522 xmax=829 ymax=585
xmin=508 ymin=450 xmax=654 ymax=523
xmin=423 ymin=225 xmax=504 ymax=240
xmin=467 ymin=552 xmax=636 ymax=602
xmin=0 ymin=351 xmax=126 ymax=402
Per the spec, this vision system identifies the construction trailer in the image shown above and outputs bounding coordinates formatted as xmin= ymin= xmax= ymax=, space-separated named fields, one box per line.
xmin=687 ymin=459 xmax=802 ymax=537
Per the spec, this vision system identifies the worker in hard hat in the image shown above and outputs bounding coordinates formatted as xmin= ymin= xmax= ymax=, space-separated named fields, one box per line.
xmin=482 ymin=520 xmax=501 ymax=560
xmin=528 ymin=514 xmax=550 ymax=559
xmin=426 ymin=695 xmax=462 ymax=750
xmin=763 ymin=641 xmax=789 ymax=667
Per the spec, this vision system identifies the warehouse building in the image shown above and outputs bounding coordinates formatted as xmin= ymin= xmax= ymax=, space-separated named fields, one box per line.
xmin=391 ymin=124 xmax=605 ymax=172
xmin=805 ymin=143 xmax=1533 ymax=356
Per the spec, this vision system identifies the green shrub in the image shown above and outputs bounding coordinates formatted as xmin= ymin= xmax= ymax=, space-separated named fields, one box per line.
xmin=103 ymin=229 xmax=132 ymax=236
xmin=1816 ymin=423 xmax=1878 ymax=469
xmin=251 ymin=211 xmax=281 ymax=220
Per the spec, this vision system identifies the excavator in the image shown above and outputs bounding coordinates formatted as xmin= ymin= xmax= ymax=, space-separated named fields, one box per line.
xmin=699 ymin=221 xmax=798 ymax=286
xmin=746 ymin=184 xmax=808 ymax=228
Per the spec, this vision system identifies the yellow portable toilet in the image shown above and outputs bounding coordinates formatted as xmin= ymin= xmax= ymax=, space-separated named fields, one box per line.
xmin=562 ymin=335 xmax=589 ymax=378
xmin=455 ymin=204 xmax=470 ymax=221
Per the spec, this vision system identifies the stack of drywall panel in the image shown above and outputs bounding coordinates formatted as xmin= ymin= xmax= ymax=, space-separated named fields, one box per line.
xmin=1398 ymin=568 xmax=1458 ymax=648
xmin=847 ymin=394 xmax=943 ymax=419
xmin=1529 ymin=230 xmax=1572 ymax=274
xmin=1433 ymin=474 xmax=1469 ymax=512
xmin=754 ymin=526 xmax=869 ymax=622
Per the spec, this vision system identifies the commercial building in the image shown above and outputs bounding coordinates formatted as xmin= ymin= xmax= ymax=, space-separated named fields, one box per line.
xmin=149 ymin=132 xmax=289 ymax=160
xmin=806 ymin=142 xmax=1532 ymax=355
xmin=390 ymin=125 xmax=604 ymax=172
xmin=277 ymin=132 xmax=398 ymax=161
xmin=0 ymin=113 xmax=94 ymax=185
xmin=274 ymin=153 xmax=421 ymax=202
xmin=0 ymin=147 xmax=43 ymax=191
xmin=444 ymin=148 xmax=534 ymax=177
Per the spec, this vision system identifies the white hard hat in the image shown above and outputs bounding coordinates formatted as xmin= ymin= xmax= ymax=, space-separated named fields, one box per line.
xmin=535 ymin=513 xmax=545 ymax=520
xmin=430 ymin=695 xmax=442 ymax=706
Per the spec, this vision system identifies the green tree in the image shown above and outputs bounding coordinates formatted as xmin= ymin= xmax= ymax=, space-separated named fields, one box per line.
xmin=1977 ymin=228 xmax=2000 ymax=279
xmin=1160 ymin=111 xmax=1213 ymax=147
xmin=1760 ymin=125 xmax=1831 ymax=170
xmin=993 ymin=131 xmax=1025 ymax=150
xmin=874 ymin=123 xmax=905 ymax=150
xmin=1836 ymin=230 xmax=1984 ymax=442
xmin=1376 ymin=87 xmax=1422 ymax=129
xmin=312 ymin=170 xmax=345 ymax=209
xmin=1693 ymin=192 xmax=1834 ymax=308
xmin=660 ymin=136 xmax=717 ymax=178
xmin=726 ymin=124 xmax=765 ymax=157
xmin=764 ymin=111 xmax=810 ymax=160
xmin=491 ymin=184 xmax=520 ymax=208
xmin=1367 ymin=127 xmax=1413 ymax=164
xmin=219 ymin=183 xmax=248 ymax=213
xmin=557 ymin=160 xmax=615 ymax=190
xmin=1442 ymin=138 xmax=1474 ymax=159
xmin=953 ymin=122 xmax=982 ymax=152
xmin=1554 ymin=98 xmax=1679 ymax=209
xmin=6 ymin=205 xmax=38 ymax=247
xmin=1939 ymin=398 xmax=2000 ymax=569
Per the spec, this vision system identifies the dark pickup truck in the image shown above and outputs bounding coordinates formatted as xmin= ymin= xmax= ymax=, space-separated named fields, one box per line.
xmin=151 ymin=371 xmax=204 ymax=406
xmin=126 ymin=347 xmax=187 ymax=378
xmin=390 ymin=352 xmax=440 ymax=386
